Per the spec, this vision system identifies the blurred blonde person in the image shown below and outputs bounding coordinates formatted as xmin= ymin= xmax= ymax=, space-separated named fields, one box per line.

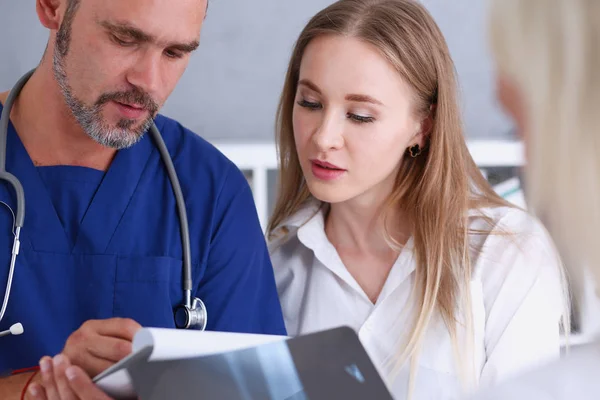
xmin=266 ymin=0 xmax=569 ymax=398
xmin=470 ymin=0 xmax=600 ymax=398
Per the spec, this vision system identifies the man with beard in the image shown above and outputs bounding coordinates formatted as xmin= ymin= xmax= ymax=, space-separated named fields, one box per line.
xmin=0 ymin=0 xmax=286 ymax=398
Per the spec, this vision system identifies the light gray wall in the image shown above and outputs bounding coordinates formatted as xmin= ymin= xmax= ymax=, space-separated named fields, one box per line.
xmin=0 ymin=0 xmax=514 ymax=142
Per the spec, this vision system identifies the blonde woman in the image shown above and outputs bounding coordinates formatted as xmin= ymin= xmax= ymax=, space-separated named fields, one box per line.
xmin=469 ymin=0 xmax=600 ymax=399
xmin=267 ymin=0 xmax=568 ymax=398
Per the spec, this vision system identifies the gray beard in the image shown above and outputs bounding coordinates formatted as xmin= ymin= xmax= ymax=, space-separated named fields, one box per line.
xmin=52 ymin=51 xmax=153 ymax=150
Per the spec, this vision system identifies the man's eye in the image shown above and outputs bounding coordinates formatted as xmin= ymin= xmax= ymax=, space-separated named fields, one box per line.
xmin=164 ymin=50 xmax=184 ymax=59
xmin=112 ymin=35 xmax=134 ymax=47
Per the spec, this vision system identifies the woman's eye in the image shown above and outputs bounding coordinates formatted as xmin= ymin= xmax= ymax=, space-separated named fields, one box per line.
xmin=348 ymin=113 xmax=375 ymax=123
xmin=297 ymin=99 xmax=322 ymax=110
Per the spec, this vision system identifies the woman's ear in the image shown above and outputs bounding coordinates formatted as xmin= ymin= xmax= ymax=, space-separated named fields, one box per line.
xmin=37 ymin=0 xmax=63 ymax=30
xmin=412 ymin=108 xmax=435 ymax=148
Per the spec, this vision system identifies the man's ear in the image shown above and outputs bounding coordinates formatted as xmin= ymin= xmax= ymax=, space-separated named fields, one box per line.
xmin=37 ymin=0 xmax=64 ymax=30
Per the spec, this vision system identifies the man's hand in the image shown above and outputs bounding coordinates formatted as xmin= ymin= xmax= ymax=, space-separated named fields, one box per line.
xmin=61 ymin=318 xmax=141 ymax=378
xmin=23 ymin=317 xmax=142 ymax=400
xmin=24 ymin=354 xmax=112 ymax=400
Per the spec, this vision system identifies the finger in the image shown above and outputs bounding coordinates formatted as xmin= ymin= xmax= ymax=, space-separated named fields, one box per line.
xmin=39 ymin=357 xmax=59 ymax=400
xmin=64 ymin=318 xmax=140 ymax=377
xmin=93 ymin=318 xmax=141 ymax=341
xmin=86 ymin=335 xmax=133 ymax=363
xmin=65 ymin=351 xmax=113 ymax=380
xmin=64 ymin=335 xmax=127 ymax=377
xmin=65 ymin=365 xmax=113 ymax=400
xmin=26 ymin=382 xmax=47 ymax=400
xmin=52 ymin=354 xmax=77 ymax=400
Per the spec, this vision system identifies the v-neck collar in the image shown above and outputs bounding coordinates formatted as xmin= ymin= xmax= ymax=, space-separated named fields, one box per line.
xmin=295 ymin=204 xmax=416 ymax=305
xmin=71 ymin=133 xmax=153 ymax=254
xmin=1 ymin=102 xmax=155 ymax=255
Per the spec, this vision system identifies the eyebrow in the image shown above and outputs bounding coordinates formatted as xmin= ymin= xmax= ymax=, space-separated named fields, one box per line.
xmin=99 ymin=20 xmax=200 ymax=53
xmin=168 ymin=41 xmax=200 ymax=53
xmin=298 ymin=79 xmax=384 ymax=106
xmin=298 ymin=79 xmax=322 ymax=94
xmin=345 ymin=93 xmax=383 ymax=106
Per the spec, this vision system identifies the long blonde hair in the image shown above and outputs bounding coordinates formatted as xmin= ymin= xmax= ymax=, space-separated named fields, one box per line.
xmin=489 ymin=0 xmax=600 ymax=302
xmin=268 ymin=0 xmax=514 ymax=394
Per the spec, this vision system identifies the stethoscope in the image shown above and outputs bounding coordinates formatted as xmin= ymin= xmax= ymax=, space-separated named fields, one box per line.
xmin=0 ymin=69 xmax=207 ymax=338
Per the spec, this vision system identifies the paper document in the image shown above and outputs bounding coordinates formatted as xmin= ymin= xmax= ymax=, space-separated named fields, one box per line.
xmin=93 ymin=328 xmax=287 ymax=399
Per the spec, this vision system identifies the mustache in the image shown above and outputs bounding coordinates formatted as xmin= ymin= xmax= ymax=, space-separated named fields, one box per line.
xmin=96 ymin=88 xmax=159 ymax=115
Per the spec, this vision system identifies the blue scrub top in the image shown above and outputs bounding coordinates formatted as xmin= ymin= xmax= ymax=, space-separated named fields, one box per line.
xmin=0 ymin=103 xmax=286 ymax=373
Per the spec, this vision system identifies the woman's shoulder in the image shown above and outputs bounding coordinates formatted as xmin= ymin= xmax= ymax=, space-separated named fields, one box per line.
xmin=468 ymin=205 xmax=562 ymax=280
xmin=468 ymin=205 xmax=553 ymax=246
xmin=267 ymin=200 xmax=324 ymax=254
xmin=266 ymin=202 xmax=327 ymax=304
xmin=266 ymin=200 xmax=328 ymax=279
xmin=469 ymin=206 xmax=567 ymax=368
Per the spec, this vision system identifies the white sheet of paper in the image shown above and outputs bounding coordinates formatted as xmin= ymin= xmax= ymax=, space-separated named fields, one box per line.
xmin=95 ymin=328 xmax=287 ymax=399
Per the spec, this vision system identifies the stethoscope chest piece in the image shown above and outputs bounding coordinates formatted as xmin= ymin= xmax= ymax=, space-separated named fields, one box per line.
xmin=174 ymin=297 xmax=208 ymax=330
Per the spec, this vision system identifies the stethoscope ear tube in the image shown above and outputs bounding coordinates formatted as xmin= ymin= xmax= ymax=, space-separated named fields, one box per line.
xmin=0 ymin=69 xmax=32 ymax=329
xmin=0 ymin=69 xmax=33 ymax=229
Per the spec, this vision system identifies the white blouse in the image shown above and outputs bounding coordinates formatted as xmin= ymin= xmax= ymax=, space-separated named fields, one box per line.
xmin=268 ymin=202 xmax=565 ymax=400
